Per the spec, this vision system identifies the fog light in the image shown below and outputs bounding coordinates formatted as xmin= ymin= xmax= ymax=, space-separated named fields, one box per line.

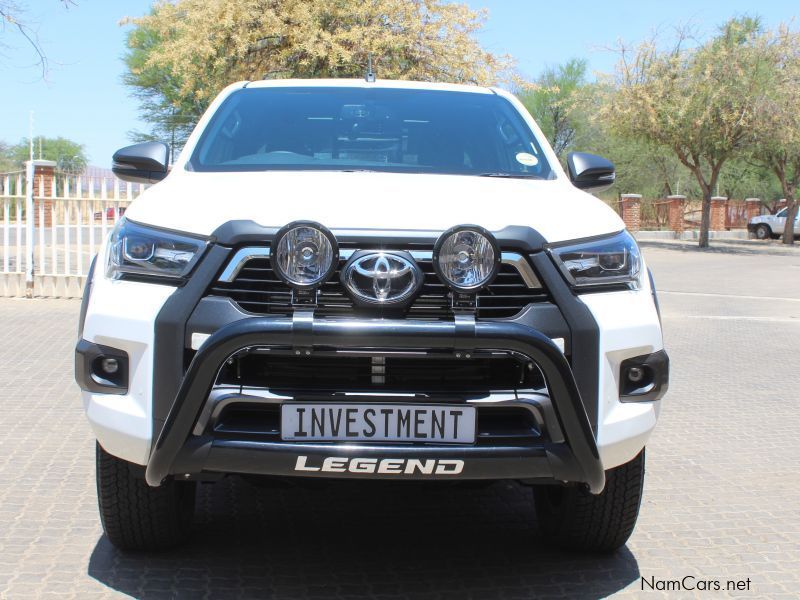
xmin=627 ymin=366 xmax=644 ymax=383
xmin=101 ymin=358 xmax=119 ymax=374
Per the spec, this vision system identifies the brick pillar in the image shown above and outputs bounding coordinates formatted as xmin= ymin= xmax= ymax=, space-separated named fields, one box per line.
xmin=667 ymin=195 xmax=686 ymax=233
xmin=745 ymin=198 xmax=761 ymax=221
xmin=620 ymin=194 xmax=642 ymax=232
xmin=33 ymin=163 xmax=56 ymax=228
xmin=710 ymin=196 xmax=728 ymax=231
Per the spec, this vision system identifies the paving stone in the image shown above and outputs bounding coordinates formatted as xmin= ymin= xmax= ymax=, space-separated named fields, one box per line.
xmin=0 ymin=247 xmax=798 ymax=598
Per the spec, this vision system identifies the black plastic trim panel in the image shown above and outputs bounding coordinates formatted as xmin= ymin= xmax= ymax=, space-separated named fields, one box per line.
xmin=186 ymin=296 xmax=571 ymax=352
xmin=145 ymin=316 xmax=604 ymax=493
xmin=620 ymin=349 xmax=669 ymax=402
xmin=152 ymin=245 xmax=232 ymax=436
xmin=530 ymin=253 xmax=600 ymax=432
xmin=75 ymin=339 xmax=129 ymax=395
xmin=152 ymin=225 xmax=601 ymax=458
xmin=211 ymin=221 xmax=548 ymax=252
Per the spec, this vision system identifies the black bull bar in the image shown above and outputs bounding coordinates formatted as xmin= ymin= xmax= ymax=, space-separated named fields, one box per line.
xmin=145 ymin=316 xmax=606 ymax=493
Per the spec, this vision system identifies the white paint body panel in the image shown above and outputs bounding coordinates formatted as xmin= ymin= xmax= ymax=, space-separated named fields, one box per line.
xmin=579 ymin=257 xmax=664 ymax=468
xmin=82 ymin=79 xmax=663 ymax=471
xmin=125 ymin=171 xmax=623 ymax=244
xmin=81 ymin=243 xmax=176 ymax=464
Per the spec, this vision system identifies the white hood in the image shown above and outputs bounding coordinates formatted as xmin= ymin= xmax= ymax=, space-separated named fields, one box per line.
xmin=124 ymin=170 xmax=625 ymax=244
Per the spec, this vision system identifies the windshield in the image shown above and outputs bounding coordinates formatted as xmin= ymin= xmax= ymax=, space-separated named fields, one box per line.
xmin=189 ymin=87 xmax=552 ymax=178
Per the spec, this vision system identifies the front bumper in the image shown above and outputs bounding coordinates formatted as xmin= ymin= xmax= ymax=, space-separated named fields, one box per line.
xmin=123 ymin=316 xmax=606 ymax=493
xmin=77 ymin=226 xmax=666 ymax=489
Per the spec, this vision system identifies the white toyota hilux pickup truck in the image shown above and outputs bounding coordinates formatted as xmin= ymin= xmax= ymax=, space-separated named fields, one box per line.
xmin=75 ymin=79 xmax=668 ymax=553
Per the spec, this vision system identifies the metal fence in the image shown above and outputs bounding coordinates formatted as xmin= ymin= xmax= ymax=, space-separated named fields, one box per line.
xmin=1 ymin=168 xmax=145 ymax=298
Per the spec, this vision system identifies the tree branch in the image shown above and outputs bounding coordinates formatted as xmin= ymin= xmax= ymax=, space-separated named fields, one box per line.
xmin=0 ymin=1 xmax=75 ymax=79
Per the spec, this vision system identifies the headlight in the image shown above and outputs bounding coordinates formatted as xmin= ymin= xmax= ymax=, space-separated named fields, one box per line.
xmin=433 ymin=225 xmax=500 ymax=291
xmin=106 ymin=218 xmax=208 ymax=281
xmin=549 ymin=230 xmax=641 ymax=289
xmin=272 ymin=221 xmax=338 ymax=289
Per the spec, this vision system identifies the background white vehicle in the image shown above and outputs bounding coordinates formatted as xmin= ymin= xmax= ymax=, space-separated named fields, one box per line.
xmin=76 ymin=79 xmax=668 ymax=554
xmin=748 ymin=206 xmax=800 ymax=239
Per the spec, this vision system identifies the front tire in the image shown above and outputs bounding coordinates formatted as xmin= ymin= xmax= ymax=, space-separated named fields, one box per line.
xmin=96 ymin=442 xmax=196 ymax=551
xmin=754 ymin=224 xmax=772 ymax=240
xmin=533 ymin=449 xmax=645 ymax=553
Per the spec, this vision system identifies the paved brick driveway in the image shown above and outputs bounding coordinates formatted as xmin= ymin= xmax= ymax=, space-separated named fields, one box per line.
xmin=0 ymin=246 xmax=798 ymax=599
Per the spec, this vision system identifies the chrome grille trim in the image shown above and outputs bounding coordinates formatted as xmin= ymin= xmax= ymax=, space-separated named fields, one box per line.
xmin=217 ymin=246 xmax=541 ymax=288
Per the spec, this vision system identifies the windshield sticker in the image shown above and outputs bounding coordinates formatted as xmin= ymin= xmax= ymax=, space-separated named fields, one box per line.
xmin=515 ymin=152 xmax=539 ymax=167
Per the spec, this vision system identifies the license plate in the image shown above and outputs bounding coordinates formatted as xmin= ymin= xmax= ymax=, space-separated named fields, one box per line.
xmin=281 ymin=403 xmax=476 ymax=444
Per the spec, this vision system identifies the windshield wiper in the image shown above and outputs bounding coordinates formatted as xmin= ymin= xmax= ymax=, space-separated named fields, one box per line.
xmin=476 ymin=172 xmax=543 ymax=179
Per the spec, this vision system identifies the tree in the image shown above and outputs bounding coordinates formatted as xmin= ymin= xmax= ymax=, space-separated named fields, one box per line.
xmin=601 ymin=18 xmax=775 ymax=247
xmin=0 ymin=1 xmax=74 ymax=78
xmin=122 ymin=21 xmax=205 ymax=155
xmin=517 ymin=59 xmax=587 ymax=157
xmin=0 ymin=140 xmax=16 ymax=172
xmin=717 ymin=158 xmax=782 ymax=206
xmin=123 ymin=0 xmax=510 ymax=148
xmin=748 ymin=26 xmax=800 ymax=244
xmin=4 ymin=136 xmax=88 ymax=173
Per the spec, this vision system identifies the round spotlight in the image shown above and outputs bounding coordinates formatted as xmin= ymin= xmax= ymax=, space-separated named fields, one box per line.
xmin=433 ymin=225 xmax=500 ymax=292
xmin=627 ymin=367 xmax=645 ymax=383
xmin=100 ymin=358 xmax=119 ymax=375
xmin=272 ymin=221 xmax=338 ymax=289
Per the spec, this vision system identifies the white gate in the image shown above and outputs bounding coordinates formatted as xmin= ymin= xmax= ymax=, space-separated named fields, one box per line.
xmin=0 ymin=162 xmax=146 ymax=298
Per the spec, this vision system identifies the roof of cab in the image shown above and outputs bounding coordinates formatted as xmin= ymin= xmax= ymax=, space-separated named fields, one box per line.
xmin=241 ymin=78 xmax=495 ymax=95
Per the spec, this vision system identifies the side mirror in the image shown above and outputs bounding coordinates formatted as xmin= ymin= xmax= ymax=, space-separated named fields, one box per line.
xmin=566 ymin=152 xmax=615 ymax=193
xmin=112 ymin=142 xmax=170 ymax=184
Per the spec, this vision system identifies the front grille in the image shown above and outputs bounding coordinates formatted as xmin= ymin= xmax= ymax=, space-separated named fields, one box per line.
xmin=208 ymin=247 xmax=548 ymax=319
xmin=216 ymin=353 xmax=545 ymax=393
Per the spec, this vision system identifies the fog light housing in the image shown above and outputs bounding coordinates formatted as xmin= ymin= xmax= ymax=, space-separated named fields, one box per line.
xmin=272 ymin=221 xmax=338 ymax=289
xmin=619 ymin=350 xmax=669 ymax=402
xmin=75 ymin=340 xmax=129 ymax=395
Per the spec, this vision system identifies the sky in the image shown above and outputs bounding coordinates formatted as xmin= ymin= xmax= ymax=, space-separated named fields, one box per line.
xmin=0 ymin=0 xmax=798 ymax=168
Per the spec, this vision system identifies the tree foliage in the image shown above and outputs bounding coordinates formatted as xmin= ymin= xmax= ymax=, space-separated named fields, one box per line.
xmin=123 ymin=0 xmax=511 ymax=146
xmin=0 ymin=136 xmax=88 ymax=173
xmin=122 ymin=6 xmax=800 ymax=246
xmin=0 ymin=1 xmax=74 ymax=78
xmin=599 ymin=17 xmax=776 ymax=246
xmin=516 ymin=59 xmax=587 ymax=158
xmin=122 ymin=20 xmax=205 ymax=150
xmin=748 ymin=26 xmax=800 ymax=244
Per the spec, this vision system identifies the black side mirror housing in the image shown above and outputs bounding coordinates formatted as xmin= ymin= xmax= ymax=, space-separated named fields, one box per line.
xmin=112 ymin=142 xmax=170 ymax=184
xmin=566 ymin=152 xmax=615 ymax=193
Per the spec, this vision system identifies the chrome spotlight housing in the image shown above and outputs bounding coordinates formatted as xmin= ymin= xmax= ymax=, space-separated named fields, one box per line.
xmin=433 ymin=225 xmax=500 ymax=292
xmin=272 ymin=221 xmax=339 ymax=289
